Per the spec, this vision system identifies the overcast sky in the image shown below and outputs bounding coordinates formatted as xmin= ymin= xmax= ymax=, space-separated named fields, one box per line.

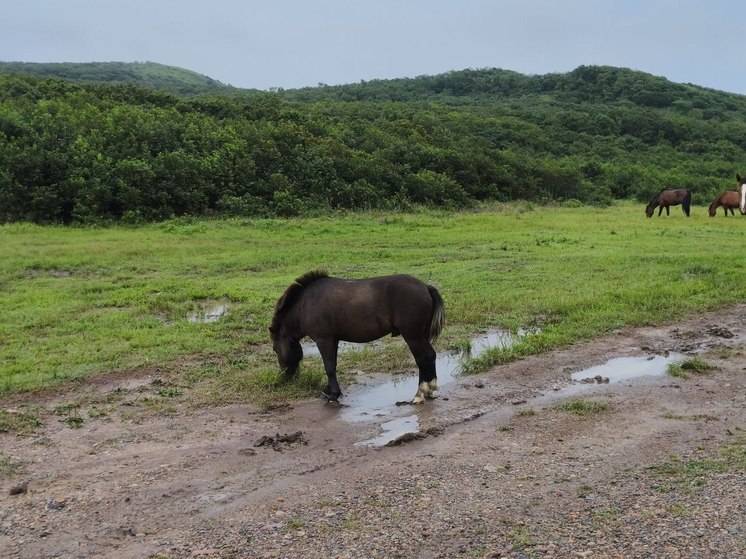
xmin=2 ymin=0 xmax=745 ymax=93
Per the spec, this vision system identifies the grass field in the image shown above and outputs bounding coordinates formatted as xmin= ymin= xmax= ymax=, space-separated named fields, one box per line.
xmin=2 ymin=203 xmax=745 ymax=402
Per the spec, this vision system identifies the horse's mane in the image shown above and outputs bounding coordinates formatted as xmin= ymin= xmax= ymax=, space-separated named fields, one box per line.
xmin=270 ymin=270 xmax=329 ymax=334
xmin=646 ymin=189 xmax=663 ymax=207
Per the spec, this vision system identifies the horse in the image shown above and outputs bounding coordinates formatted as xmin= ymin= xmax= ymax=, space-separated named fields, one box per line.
xmin=709 ymin=174 xmax=746 ymax=216
xmin=708 ymin=191 xmax=742 ymax=216
xmin=270 ymin=271 xmax=445 ymax=404
xmin=645 ymin=189 xmax=692 ymax=217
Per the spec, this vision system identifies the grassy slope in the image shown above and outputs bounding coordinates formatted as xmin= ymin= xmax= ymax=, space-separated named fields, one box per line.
xmin=2 ymin=203 xmax=745 ymax=399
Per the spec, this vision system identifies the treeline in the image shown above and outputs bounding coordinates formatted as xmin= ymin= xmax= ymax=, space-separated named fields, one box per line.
xmin=0 ymin=65 xmax=744 ymax=223
xmin=0 ymin=61 xmax=230 ymax=96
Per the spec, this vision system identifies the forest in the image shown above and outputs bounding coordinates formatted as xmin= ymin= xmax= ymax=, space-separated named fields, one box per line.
xmin=1 ymin=63 xmax=745 ymax=223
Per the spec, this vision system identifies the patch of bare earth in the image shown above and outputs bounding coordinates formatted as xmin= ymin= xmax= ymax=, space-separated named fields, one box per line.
xmin=2 ymin=306 xmax=745 ymax=558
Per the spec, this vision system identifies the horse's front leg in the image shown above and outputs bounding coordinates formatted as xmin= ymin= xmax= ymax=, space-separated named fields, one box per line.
xmin=404 ymin=337 xmax=437 ymax=404
xmin=316 ymin=338 xmax=342 ymax=401
xmin=666 ymin=206 xmax=670 ymax=216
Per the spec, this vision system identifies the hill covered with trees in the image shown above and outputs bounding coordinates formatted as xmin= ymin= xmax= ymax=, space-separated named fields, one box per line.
xmin=0 ymin=61 xmax=231 ymax=96
xmin=0 ymin=64 xmax=744 ymax=223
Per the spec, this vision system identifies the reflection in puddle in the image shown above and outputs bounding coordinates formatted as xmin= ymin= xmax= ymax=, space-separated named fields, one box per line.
xmin=356 ymin=415 xmax=419 ymax=447
xmin=341 ymin=328 xmax=534 ymax=446
xmin=301 ymin=340 xmax=377 ymax=358
xmin=571 ymin=353 xmax=684 ymax=384
xmin=187 ymin=300 xmax=230 ymax=323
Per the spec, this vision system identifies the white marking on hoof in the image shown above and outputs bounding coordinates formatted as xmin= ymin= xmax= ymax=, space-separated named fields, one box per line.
xmin=426 ymin=378 xmax=439 ymax=398
xmin=412 ymin=381 xmax=431 ymax=404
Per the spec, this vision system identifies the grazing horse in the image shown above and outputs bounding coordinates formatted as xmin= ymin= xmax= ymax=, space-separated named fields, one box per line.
xmin=708 ymin=191 xmax=743 ymax=216
xmin=645 ymin=189 xmax=692 ymax=217
xmin=710 ymin=174 xmax=746 ymax=216
xmin=270 ymin=271 xmax=445 ymax=404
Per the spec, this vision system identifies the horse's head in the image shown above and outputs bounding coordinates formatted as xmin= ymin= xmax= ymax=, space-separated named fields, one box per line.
xmin=645 ymin=190 xmax=661 ymax=218
xmin=269 ymin=326 xmax=302 ymax=376
xmin=708 ymin=200 xmax=717 ymax=217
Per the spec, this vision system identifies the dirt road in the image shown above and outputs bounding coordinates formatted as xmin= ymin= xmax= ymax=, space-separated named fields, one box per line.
xmin=2 ymin=307 xmax=745 ymax=558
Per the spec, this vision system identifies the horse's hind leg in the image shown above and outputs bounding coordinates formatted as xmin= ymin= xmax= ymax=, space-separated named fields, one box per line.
xmin=404 ymin=337 xmax=437 ymax=404
xmin=666 ymin=206 xmax=670 ymax=216
xmin=316 ymin=338 xmax=342 ymax=401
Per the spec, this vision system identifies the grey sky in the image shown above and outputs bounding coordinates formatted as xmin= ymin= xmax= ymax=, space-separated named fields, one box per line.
xmin=2 ymin=0 xmax=745 ymax=93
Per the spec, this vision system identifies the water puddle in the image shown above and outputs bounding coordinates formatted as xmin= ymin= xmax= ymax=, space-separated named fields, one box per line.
xmin=187 ymin=300 xmax=230 ymax=323
xmin=342 ymin=328 xmax=533 ymax=446
xmin=356 ymin=415 xmax=419 ymax=447
xmin=301 ymin=340 xmax=378 ymax=358
xmin=571 ymin=353 xmax=684 ymax=384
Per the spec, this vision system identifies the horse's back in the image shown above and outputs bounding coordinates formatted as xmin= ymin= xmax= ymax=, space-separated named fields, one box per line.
xmin=301 ymin=274 xmax=434 ymax=342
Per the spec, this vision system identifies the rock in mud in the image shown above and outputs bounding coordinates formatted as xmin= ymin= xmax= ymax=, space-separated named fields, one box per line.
xmin=8 ymin=481 xmax=28 ymax=496
xmin=384 ymin=431 xmax=428 ymax=447
xmin=254 ymin=431 xmax=307 ymax=451
xmin=706 ymin=325 xmax=735 ymax=338
xmin=46 ymin=498 xmax=66 ymax=511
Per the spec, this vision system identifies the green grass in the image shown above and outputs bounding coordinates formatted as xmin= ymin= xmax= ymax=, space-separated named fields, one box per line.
xmin=0 ymin=452 xmax=22 ymax=478
xmin=556 ymin=399 xmax=609 ymax=416
xmin=667 ymin=357 xmax=716 ymax=379
xmin=651 ymin=437 xmax=746 ymax=489
xmin=0 ymin=409 xmax=42 ymax=434
xmin=2 ymin=203 xmax=746 ymax=403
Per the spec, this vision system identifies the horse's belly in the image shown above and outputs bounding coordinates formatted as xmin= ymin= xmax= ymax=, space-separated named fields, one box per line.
xmin=336 ymin=321 xmax=391 ymax=343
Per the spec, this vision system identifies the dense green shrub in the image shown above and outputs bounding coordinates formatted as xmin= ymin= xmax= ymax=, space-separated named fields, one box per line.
xmin=0 ymin=64 xmax=744 ymax=223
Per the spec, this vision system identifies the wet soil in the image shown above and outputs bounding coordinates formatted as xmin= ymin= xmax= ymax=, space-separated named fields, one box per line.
xmin=1 ymin=306 xmax=745 ymax=558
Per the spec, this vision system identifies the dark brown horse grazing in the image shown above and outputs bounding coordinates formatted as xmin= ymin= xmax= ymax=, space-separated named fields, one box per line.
xmin=270 ymin=271 xmax=445 ymax=403
xmin=645 ymin=189 xmax=692 ymax=217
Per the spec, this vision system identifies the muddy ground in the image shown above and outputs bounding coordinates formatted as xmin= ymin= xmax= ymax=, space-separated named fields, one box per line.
xmin=2 ymin=307 xmax=746 ymax=559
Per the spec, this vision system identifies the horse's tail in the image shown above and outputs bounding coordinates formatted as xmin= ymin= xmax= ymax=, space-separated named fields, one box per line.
xmin=682 ymin=190 xmax=692 ymax=216
xmin=426 ymin=285 xmax=445 ymax=342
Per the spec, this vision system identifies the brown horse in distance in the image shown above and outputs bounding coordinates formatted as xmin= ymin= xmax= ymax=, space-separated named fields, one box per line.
xmin=270 ymin=271 xmax=445 ymax=404
xmin=709 ymin=174 xmax=746 ymax=216
xmin=708 ymin=192 xmax=743 ymax=216
xmin=645 ymin=189 xmax=692 ymax=217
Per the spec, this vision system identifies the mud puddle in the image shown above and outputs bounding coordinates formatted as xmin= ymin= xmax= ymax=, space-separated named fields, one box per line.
xmin=571 ymin=353 xmax=685 ymax=384
xmin=359 ymin=350 xmax=686 ymax=447
xmin=187 ymin=300 xmax=230 ymax=323
xmin=345 ymin=328 xmax=530 ymax=446
xmin=300 ymin=340 xmax=379 ymax=358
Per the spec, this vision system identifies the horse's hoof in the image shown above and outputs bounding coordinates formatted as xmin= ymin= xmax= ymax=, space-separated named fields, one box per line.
xmin=321 ymin=391 xmax=341 ymax=403
xmin=411 ymin=394 xmax=425 ymax=405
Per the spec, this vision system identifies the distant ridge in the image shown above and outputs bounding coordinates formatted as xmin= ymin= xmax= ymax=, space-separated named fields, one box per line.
xmin=2 ymin=61 xmax=746 ymax=223
xmin=0 ymin=61 xmax=233 ymax=96
xmin=279 ymin=65 xmax=746 ymax=107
